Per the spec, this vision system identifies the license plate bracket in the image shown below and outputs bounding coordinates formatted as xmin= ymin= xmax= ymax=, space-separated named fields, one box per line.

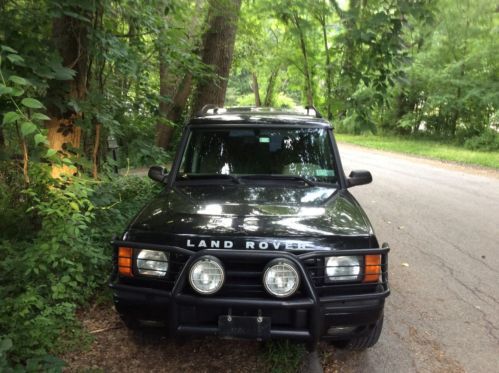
xmin=218 ymin=315 xmax=271 ymax=340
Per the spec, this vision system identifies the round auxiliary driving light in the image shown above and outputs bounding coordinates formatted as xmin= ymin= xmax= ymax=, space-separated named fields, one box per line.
xmin=189 ymin=256 xmax=225 ymax=295
xmin=263 ymin=259 xmax=300 ymax=298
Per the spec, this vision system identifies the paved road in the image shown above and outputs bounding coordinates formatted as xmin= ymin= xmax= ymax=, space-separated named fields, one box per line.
xmin=331 ymin=144 xmax=499 ymax=373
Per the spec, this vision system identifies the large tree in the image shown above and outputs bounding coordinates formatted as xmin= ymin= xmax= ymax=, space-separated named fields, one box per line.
xmin=192 ymin=0 xmax=242 ymax=114
xmin=46 ymin=6 xmax=91 ymax=177
xmin=155 ymin=0 xmax=204 ymax=149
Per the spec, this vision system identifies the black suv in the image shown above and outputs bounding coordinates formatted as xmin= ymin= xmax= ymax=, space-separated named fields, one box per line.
xmin=110 ymin=106 xmax=389 ymax=350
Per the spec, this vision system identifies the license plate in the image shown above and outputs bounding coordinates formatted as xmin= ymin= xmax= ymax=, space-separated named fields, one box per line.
xmin=218 ymin=315 xmax=271 ymax=340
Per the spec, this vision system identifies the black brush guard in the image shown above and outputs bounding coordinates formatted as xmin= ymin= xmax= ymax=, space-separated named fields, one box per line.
xmin=109 ymin=241 xmax=390 ymax=349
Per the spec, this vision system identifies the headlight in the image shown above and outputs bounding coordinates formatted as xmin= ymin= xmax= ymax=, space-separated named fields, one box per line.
xmin=325 ymin=256 xmax=361 ymax=282
xmin=136 ymin=249 xmax=169 ymax=277
xmin=189 ymin=256 xmax=225 ymax=295
xmin=263 ymin=259 xmax=300 ymax=298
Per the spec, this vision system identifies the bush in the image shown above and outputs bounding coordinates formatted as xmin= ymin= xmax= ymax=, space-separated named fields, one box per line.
xmin=0 ymin=170 xmax=160 ymax=366
xmin=464 ymin=130 xmax=499 ymax=151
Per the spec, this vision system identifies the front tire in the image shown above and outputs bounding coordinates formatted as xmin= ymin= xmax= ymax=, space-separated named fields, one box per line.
xmin=334 ymin=314 xmax=384 ymax=350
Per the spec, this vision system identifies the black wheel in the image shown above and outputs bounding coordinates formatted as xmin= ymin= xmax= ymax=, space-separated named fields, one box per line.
xmin=119 ymin=313 xmax=170 ymax=344
xmin=334 ymin=314 xmax=384 ymax=351
xmin=118 ymin=311 xmax=141 ymax=330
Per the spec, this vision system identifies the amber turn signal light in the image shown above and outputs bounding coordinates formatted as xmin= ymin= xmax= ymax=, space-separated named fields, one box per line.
xmin=118 ymin=247 xmax=133 ymax=277
xmin=363 ymin=254 xmax=381 ymax=282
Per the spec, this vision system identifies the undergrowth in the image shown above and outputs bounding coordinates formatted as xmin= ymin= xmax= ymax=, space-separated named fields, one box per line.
xmin=263 ymin=340 xmax=306 ymax=373
xmin=0 ymin=162 xmax=160 ymax=370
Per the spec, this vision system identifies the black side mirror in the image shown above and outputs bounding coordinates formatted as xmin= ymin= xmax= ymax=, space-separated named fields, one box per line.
xmin=347 ymin=170 xmax=372 ymax=187
xmin=148 ymin=165 xmax=168 ymax=183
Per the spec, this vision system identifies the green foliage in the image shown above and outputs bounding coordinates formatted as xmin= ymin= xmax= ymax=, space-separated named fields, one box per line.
xmin=382 ymin=0 xmax=499 ymax=139
xmin=263 ymin=340 xmax=306 ymax=373
xmin=0 ymin=336 xmax=65 ymax=373
xmin=0 ymin=47 xmax=51 ymax=158
xmin=464 ymin=130 xmax=499 ymax=152
xmin=0 ymin=170 xmax=160 ymax=365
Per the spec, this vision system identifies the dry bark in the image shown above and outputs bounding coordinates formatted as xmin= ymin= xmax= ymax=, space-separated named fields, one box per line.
xmin=48 ymin=13 xmax=90 ymax=177
xmin=263 ymin=68 xmax=279 ymax=107
xmin=192 ymin=0 xmax=242 ymax=114
xmin=251 ymin=72 xmax=261 ymax=107
xmin=92 ymin=123 xmax=101 ymax=179
xmin=155 ymin=55 xmax=178 ymax=148
xmin=292 ymin=13 xmax=314 ymax=107
xmin=155 ymin=0 xmax=203 ymax=149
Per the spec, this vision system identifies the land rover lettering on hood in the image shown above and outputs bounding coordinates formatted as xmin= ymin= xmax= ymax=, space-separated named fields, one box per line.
xmin=110 ymin=106 xmax=389 ymax=351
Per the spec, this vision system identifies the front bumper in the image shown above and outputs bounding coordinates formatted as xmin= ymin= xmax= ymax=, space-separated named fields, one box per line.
xmin=110 ymin=241 xmax=389 ymax=346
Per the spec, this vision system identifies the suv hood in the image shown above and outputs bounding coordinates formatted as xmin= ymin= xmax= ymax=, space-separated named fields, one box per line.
xmin=125 ymin=185 xmax=373 ymax=244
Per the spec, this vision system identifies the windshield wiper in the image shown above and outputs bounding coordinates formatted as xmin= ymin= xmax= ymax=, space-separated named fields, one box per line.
xmin=177 ymin=174 xmax=241 ymax=184
xmin=239 ymin=174 xmax=316 ymax=187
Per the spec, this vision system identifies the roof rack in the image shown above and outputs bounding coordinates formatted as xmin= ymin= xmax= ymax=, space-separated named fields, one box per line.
xmin=305 ymin=105 xmax=323 ymax=119
xmin=196 ymin=105 xmax=324 ymax=119
xmin=197 ymin=104 xmax=220 ymax=117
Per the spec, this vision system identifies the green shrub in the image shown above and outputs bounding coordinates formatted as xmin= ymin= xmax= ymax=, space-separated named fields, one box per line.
xmin=0 ymin=170 xmax=160 ymax=366
xmin=464 ymin=130 xmax=499 ymax=152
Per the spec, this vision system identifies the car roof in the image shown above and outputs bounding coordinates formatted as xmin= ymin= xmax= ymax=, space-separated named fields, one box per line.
xmin=189 ymin=106 xmax=331 ymax=128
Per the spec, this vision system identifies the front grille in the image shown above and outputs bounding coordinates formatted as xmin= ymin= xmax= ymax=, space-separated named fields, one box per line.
xmin=115 ymin=241 xmax=388 ymax=298
xmin=193 ymin=257 xmax=271 ymax=297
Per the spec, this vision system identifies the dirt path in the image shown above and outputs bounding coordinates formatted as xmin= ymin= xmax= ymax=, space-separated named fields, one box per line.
xmin=63 ymin=302 xmax=351 ymax=372
xmin=63 ymin=304 xmax=269 ymax=372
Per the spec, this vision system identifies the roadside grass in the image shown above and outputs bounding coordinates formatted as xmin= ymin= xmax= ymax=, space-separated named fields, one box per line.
xmin=335 ymin=134 xmax=499 ymax=169
xmin=263 ymin=340 xmax=306 ymax=373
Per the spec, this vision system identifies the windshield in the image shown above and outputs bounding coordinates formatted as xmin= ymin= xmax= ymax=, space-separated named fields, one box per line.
xmin=177 ymin=127 xmax=338 ymax=184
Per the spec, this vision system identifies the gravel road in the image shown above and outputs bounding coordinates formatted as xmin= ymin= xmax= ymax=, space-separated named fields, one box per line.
xmin=332 ymin=144 xmax=499 ymax=373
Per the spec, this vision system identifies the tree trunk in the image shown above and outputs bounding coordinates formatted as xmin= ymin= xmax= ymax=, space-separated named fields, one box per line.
xmin=331 ymin=0 xmax=359 ymax=99
xmin=168 ymin=74 xmax=193 ymax=123
xmin=155 ymin=54 xmax=177 ymax=148
xmin=0 ymin=126 xmax=5 ymax=149
xmin=192 ymin=0 xmax=242 ymax=114
xmin=156 ymin=0 xmax=202 ymax=149
xmin=251 ymin=72 xmax=261 ymax=107
xmin=92 ymin=123 xmax=101 ymax=179
xmin=48 ymin=12 xmax=90 ymax=178
xmin=158 ymin=73 xmax=194 ymax=149
xmin=320 ymin=13 xmax=332 ymax=119
xmin=263 ymin=68 xmax=279 ymax=107
xmin=293 ymin=13 xmax=314 ymax=107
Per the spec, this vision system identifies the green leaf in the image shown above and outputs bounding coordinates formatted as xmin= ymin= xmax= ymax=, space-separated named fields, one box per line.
xmin=46 ymin=148 xmax=57 ymax=157
xmin=51 ymin=65 xmax=76 ymax=80
xmin=9 ymin=75 xmax=29 ymax=86
xmin=0 ymin=337 xmax=13 ymax=352
xmin=7 ymin=54 xmax=25 ymax=66
xmin=21 ymin=121 xmax=37 ymax=136
xmin=21 ymin=97 xmax=45 ymax=109
xmin=32 ymin=112 xmax=50 ymax=121
xmin=0 ymin=84 xmax=13 ymax=96
xmin=70 ymin=202 xmax=80 ymax=211
xmin=3 ymin=111 xmax=21 ymax=125
xmin=10 ymin=87 xmax=25 ymax=97
xmin=63 ymin=10 xmax=91 ymax=23
xmin=1 ymin=45 xmax=17 ymax=53
xmin=34 ymin=133 xmax=48 ymax=146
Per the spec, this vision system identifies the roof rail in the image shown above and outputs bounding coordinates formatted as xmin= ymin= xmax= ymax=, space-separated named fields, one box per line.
xmin=197 ymin=104 xmax=220 ymax=117
xmin=305 ymin=105 xmax=323 ymax=118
